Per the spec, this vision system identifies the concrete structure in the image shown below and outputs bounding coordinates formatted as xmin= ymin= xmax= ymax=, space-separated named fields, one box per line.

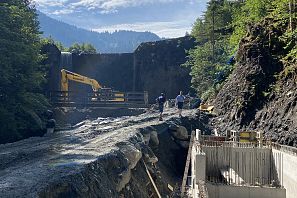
xmin=188 ymin=130 xmax=297 ymax=198
xmin=45 ymin=36 xmax=195 ymax=103
xmin=206 ymin=184 xmax=285 ymax=198
xmin=272 ymin=145 xmax=297 ymax=198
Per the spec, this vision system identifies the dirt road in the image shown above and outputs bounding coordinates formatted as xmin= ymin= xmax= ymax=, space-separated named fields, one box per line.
xmin=0 ymin=108 xmax=195 ymax=197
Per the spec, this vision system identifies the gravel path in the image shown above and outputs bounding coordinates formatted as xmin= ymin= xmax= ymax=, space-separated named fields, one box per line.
xmin=0 ymin=108 xmax=192 ymax=197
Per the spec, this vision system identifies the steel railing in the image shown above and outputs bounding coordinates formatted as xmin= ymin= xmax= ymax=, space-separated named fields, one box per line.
xmin=48 ymin=91 xmax=149 ymax=106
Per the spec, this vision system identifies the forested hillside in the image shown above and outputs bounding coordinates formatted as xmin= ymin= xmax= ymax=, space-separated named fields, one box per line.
xmin=37 ymin=11 xmax=161 ymax=53
xmin=0 ymin=0 xmax=50 ymax=143
xmin=186 ymin=0 xmax=297 ymax=144
xmin=185 ymin=0 xmax=296 ymax=101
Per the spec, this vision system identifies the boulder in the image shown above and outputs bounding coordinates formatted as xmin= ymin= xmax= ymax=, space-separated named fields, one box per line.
xmin=150 ymin=131 xmax=159 ymax=146
xmin=116 ymin=170 xmax=131 ymax=192
xmin=119 ymin=143 xmax=142 ymax=170
xmin=171 ymin=126 xmax=188 ymax=140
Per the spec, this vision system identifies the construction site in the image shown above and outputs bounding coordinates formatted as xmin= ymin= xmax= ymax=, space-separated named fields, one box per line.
xmin=0 ymin=25 xmax=297 ymax=197
xmin=186 ymin=129 xmax=297 ymax=198
xmin=2 ymin=0 xmax=297 ymax=197
xmin=1 ymin=42 xmax=297 ymax=198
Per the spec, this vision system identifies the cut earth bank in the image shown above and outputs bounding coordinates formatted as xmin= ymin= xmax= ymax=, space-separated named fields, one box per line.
xmin=0 ymin=108 xmax=210 ymax=198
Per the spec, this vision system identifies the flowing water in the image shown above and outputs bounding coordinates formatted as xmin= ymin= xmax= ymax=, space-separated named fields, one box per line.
xmin=60 ymin=52 xmax=73 ymax=71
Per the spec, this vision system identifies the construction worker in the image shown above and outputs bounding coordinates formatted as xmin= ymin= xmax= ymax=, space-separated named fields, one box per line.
xmin=175 ymin=91 xmax=185 ymax=117
xmin=156 ymin=93 xmax=166 ymax=121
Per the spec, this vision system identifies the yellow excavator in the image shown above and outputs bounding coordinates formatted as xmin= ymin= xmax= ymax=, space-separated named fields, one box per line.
xmin=61 ymin=69 xmax=101 ymax=92
xmin=60 ymin=69 xmax=124 ymax=102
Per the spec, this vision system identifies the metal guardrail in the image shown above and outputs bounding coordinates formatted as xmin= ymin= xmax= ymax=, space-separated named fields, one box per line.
xmin=48 ymin=91 xmax=149 ymax=107
xmin=270 ymin=142 xmax=297 ymax=156
xmin=201 ymin=141 xmax=257 ymax=148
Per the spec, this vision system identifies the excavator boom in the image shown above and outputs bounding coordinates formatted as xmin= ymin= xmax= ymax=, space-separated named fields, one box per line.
xmin=60 ymin=69 xmax=125 ymax=102
xmin=61 ymin=69 xmax=102 ymax=92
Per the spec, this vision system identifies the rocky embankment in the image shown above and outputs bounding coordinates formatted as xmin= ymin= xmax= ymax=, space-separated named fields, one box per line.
xmin=212 ymin=21 xmax=297 ymax=146
xmin=0 ymin=108 xmax=209 ymax=197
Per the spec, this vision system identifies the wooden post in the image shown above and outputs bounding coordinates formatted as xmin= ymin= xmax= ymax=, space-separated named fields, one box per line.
xmin=142 ymin=160 xmax=161 ymax=198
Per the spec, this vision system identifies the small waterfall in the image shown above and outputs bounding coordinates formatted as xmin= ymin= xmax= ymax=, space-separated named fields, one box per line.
xmin=60 ymin=52 xmax=73 ymax=70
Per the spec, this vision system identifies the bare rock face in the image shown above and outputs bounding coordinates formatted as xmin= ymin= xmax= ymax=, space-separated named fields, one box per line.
xmin=175 ymin=126 xmax=189 ymax=140
xmin=140 ymin=127 xmax=160 ymax=147
xmin=169 ymin=124 xmax=188 ymax=140
xmin=212 ymin=22 xmax=297 ymax=146
xmin=150 ymin=131 xmax=159 ymax=146
xmin=116 ymin=170 xmax=131 ymax=192
xmin=118 ymin=143 xmax=142 ymax=170
xmin=168 ymin=125 xmax=189 ymax=149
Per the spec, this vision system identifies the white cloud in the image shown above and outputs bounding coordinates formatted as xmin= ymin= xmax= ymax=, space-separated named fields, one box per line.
xmin=52 ymin=8 xmax=75 ymax=15
xmin=34 ymin=0 xmax=201 ymax=13
xmin=92 ymin=20 xmax=192 ymax=38
xmin=33 ymin=0 xmax=208 ymax=37
xmin=33 ymin=0 xmax=69 ymax=7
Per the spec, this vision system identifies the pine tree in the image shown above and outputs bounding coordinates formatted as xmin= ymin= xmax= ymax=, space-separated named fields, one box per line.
xmin=0 ymin=0 xmax=49 ymax=143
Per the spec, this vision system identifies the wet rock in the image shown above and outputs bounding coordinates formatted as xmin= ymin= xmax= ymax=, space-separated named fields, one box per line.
xmin=150 ymin=131 xmax=159 ymax=146
xmin=171 ymin=126 xmax=188 ymax=141
xmin=116 ymin=170 xmax=131 ymax=192
xmin=118 ymin=143 xmax=142 ymax=170
xmin=168 ymin=124 xmax=178 ymax=131
xmin=142 ymin=133 xmax=151 ymax=145
xmin=178 ymin=141 xmax=190 ymax=149
xmin=141 ymin=144 xmax=158 ymax=164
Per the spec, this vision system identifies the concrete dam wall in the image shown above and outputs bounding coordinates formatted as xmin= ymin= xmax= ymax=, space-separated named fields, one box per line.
xmin=46 ymin=36 xmax=195 ymax=103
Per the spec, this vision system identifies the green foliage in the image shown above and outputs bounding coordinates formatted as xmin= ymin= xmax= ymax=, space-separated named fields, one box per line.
xmin=187 ymin=0 xmax=297 ymax=98
xmin=184 ymin=39 xmax=232 ymax=96
xmin=68 ymin=43 xmax=97 ymax=54
xmin=41 ymin=37 xmax=97 ymax=54
xmin=41 ymin=37 xmax=67 ymax=51
xmin=0 ymin=0 xmax=49 ymax=143
xmin=185 ymin=0 xmax=236 ymax=97
xmin=230 ymin=0 xmax=272 ymax=47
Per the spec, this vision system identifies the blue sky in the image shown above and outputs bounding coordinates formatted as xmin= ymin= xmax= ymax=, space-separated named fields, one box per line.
xmin=33 ymin=0 xmax=209 ymax=38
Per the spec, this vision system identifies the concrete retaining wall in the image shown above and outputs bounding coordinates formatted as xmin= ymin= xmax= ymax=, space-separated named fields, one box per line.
xmin=272 ymin=149 xmax=297 ymax=198
xmin=202 ymin=146 xmax=277 ymax=185
xmin=46 ymin=36 xmax=195 ymax=103
xmin=206 ymin=184 xmax=286 ymax=198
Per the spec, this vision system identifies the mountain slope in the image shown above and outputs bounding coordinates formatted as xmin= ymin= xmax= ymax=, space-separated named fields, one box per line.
xmin=37 ymin=11 xmax=161 ymax=53
xmin=212 ymin=21 xmax=297 ymax=146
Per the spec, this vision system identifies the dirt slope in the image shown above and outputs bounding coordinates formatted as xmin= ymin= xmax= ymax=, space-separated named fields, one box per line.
xmin=212 ymin=22 xmax=297 ymax=146
xmin=0 ymin=108 xmax=206 ymax=197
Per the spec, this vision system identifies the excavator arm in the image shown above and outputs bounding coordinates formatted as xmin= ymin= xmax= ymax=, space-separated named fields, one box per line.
xmin=61 ymin=69 xmax=102 ymax=92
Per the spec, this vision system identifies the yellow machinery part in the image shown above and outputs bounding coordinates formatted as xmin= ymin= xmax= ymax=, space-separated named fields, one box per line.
xmin=239 ymin=131 xmax=257 ymax=142
xmin=61 ymin=69 xmax=102 ymax=92
xmin=199 ymin=104 xmax=214 ymax=113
